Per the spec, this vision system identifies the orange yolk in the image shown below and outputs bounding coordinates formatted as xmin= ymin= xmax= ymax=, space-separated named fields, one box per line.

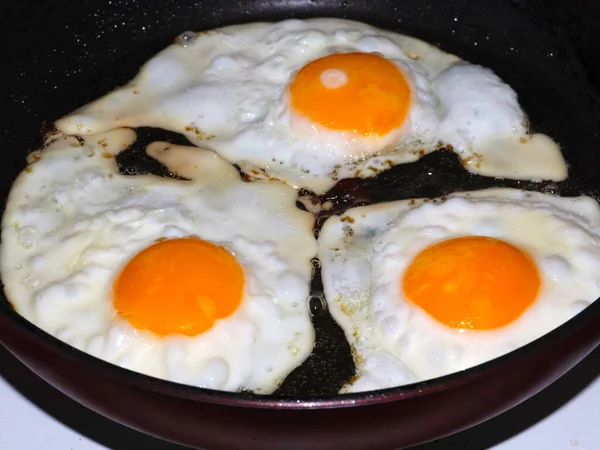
xmin=113 ymin=237 xmax=244 ymax=337
xmin=402 ymin=236 xmax=540 ymax=330
xmin=288 ymin=52 xmax=411 ymax=137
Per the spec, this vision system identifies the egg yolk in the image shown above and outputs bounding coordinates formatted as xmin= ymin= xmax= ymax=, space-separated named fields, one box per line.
xmin=113 ymin=237 xmax=244 ymax=337
xmin=289 ymin=52 xmax=411 ymax=137
xmin=402 ymin=236 xmax=540 ymax=330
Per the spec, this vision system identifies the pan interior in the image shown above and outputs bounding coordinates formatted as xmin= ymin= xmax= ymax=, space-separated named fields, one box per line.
xmin=1 ymin=0 xmax=599 ymax=397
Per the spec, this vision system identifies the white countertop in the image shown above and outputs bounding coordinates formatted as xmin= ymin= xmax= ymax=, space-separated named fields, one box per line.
xmin=0 ymin=344 xmax=598 ymax=450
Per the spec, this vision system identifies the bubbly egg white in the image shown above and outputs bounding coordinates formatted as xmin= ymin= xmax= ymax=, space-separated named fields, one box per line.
xmin=1 ymin=129 xmax=317 ymax=393
xmin=318 ymin=188 xmax=600 ymax=393
xmin=55 ymin=18 xmax=566 ymax=193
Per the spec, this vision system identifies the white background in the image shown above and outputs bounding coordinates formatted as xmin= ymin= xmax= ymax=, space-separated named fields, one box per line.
xmin=0 ymin=343 xmax=598 ymax=450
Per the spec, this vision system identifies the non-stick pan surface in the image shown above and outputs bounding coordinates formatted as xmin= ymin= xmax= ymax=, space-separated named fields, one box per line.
xmin=1 ymin=0 xmax=600 ymax=448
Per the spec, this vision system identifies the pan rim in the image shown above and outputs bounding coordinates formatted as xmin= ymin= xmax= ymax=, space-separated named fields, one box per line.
xmin=1 ymin=293 xmax=598 ymax=409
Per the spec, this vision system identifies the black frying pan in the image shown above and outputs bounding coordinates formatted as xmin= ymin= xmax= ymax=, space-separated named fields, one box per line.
xmin=1 ymin=1 xmax=600 ymax=449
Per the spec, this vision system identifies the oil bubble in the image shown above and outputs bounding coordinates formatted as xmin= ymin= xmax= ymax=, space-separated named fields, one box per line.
xmin=541 ymin=183 xmax=560 ymax=195
xmin=316 ymin=215 xmax=328 ymax=227
xmin=175 ymin=31 xmax=197 ymax=47
xmin=307 ymin=294 xmax=327 ymax=317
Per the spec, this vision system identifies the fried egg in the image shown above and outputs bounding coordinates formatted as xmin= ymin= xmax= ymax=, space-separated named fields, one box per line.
xmin=0 ymin=129 xmax=317 ymax=393
xmin=318 ymin=188 xmax=600 ymax=392
xmin=55 ymin=18 xmax=567 ymax=194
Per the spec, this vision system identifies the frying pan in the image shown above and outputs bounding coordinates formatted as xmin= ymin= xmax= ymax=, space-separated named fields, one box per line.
xmin=1 ymin=0 xmax=600 ymax=449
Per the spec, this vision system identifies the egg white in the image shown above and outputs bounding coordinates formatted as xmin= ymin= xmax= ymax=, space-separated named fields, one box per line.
xmin=0 ymin=129 xmax=317 ymax=393
xmin=318 ymin=188 xmax=600 ymax=393
xmin=55 ymin=18 xmax=566 ymax=193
